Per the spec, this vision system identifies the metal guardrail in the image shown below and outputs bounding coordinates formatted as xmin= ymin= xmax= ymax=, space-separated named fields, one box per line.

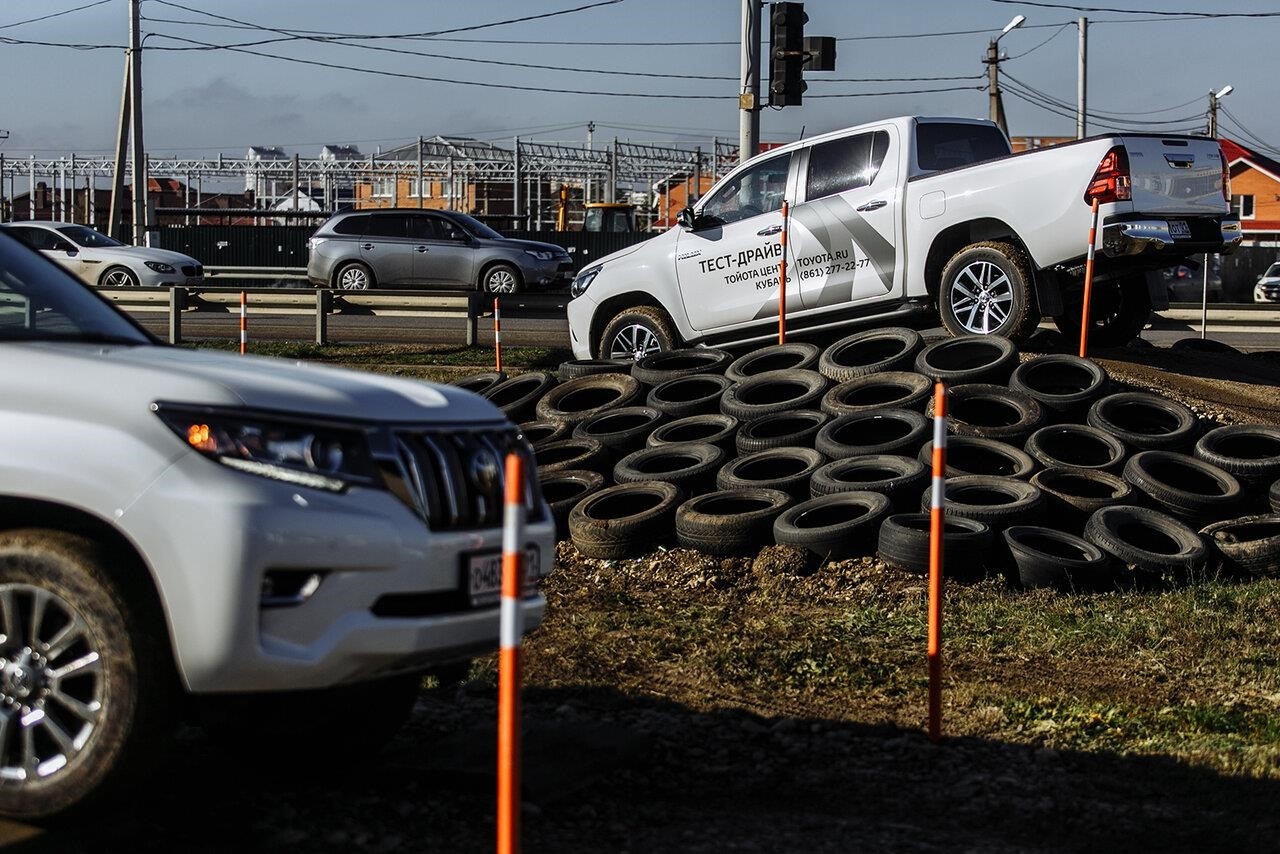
xmin=204 ymin=266 xmax=309 ymax=281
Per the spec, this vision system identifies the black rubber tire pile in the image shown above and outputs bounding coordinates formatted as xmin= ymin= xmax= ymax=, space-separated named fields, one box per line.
xmin=455 ymin=330 xmax=1280 ymax=592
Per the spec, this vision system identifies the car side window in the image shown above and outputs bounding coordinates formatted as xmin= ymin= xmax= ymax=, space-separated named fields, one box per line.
xmin=408 ymin=215 xmax=442 ymax=241
xmin=698 ymin=154 xmax=791 ymax=226
xmin=6 ymin=227 xmax=51 ymax=251
xmin=332 ymin=215 xmax=371 ymax=236
xmin=805 ymin=130 xmax=890 ymax=200
xmin=366 ymin=214 xmax=408 ymax=239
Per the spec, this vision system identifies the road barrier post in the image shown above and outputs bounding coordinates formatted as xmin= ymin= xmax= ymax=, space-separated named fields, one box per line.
xmin=1078 ymin=197 xmax=1100 ymax=358
xmin=928 ymin=381 xmax=947 ymax=743
xmin=239 ymin=291 xmax=247 ymax=355
xmin=778 ymin=200 xmax=790 ymax=345
xmin=494 ymin=297 xmax=503 ymax=373
xmin=315 ymin=289 xmax=330 ymax=345
xmin=467 ymin=292 xmax=479 ymax=348
xmin=168 ymin=286 xmax=186 ymax=345
xmin=497 ymin=453 xmax=527 ymax=854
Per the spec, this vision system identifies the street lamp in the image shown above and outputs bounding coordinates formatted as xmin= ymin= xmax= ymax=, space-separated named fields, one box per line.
xmin=1208 ymin=84 xmax=1233 ymax=138
xmin=986 ymin=15 xmax=1026 ymax=136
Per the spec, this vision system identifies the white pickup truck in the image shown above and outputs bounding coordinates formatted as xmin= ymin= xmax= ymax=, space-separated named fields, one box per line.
xmin=0 ymin=233 xmax=552 ymax=819
xmin=568 ymin=116 xmax=1241 ymax=358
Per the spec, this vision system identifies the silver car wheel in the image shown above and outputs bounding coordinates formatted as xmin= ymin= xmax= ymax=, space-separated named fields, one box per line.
xmin=0 ymin=583 xmax=104 ymax=784
xmin=949 ymin=260 xmax=1014 ymax=334
xmin=337 ymin=265 xmax=371 ymax=290
xmin=607 ymin=323 xmax=663 ymax=360
xmin=102 ymin=267 xmax=139 ymax=288
xmin=485 ymin=267 xmax=519 ymax=294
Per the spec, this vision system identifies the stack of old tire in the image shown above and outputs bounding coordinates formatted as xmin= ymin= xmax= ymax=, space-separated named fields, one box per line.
xmin=455 ymin=328 xmax=1280 ymax=592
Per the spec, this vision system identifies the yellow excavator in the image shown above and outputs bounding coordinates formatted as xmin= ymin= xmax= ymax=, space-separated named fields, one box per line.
xmin=555 ymin=185 xmax=636 ymax=232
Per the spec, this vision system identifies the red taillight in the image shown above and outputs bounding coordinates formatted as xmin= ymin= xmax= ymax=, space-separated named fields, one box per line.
xmin=1220 ymin=146 xmax=1231 ymax=202
xmin=1085 ymin=146 xmax=1131 ymax=204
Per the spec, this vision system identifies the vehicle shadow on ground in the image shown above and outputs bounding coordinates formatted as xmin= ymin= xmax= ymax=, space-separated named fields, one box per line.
xmin=6 ymin=684 xmax=1278 ymax=853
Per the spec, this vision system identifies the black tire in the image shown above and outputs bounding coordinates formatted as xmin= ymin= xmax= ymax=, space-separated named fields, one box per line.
xmin=481 ymin=262 xmax=522 ymax=295
xmin=1194 ymin=424 xmax=1280 ymax=488
xmin=1200 ymin=514 xmax=1280 ymax=578
xmin=937 ymin=242 xmax=1040 ymax=342
xmin=646 ymin=374 xmax=733 ymax=419
xmin=1083 ymin=504 xmax=1206 ymax=585
xmin=735 ymin=409 xmax=829 ymax=455
xmin=920 ymin=475 xmax=1044 ymax=528
xmin=519 ymin=419 xmax=570 ymax=449
xmin=821 ymin=372 xmax=933 ymax=418
xmin=100 ymin=265 xmax=142 ymax=288
xmin=930 ymin=383 xmax=1045 ymax=445
xmin=810 ymin=454 xmax=929 ymax=510
xmin=535 ymin=372 xmax=643 ymax=426
xmin=725 ymin=343 xmax=821 ymax=383
xmin=573 ymin=406 xmax=665 ymax=456
xmin=817 ymin=327 xmax=924 ymax=383
xmin=453 ymin=370 xmax=507 ymax=395
xmin=1008 ymin=354 xmax=1109 ymax=421
xmin=613 ymin=442 xmax=726 ymax=495
xmin=535 ymin=438 xmax=608 ymax=475
xmin=815 ymin=408 xmax=930 ymax=460
xmin=675 ymin=488 xmax=794 ymax=555
xmin=332 ymin=260 xmax=374 ymax=290
xmin=0 ymin=530 xmax=174 ymax=820
xmin=1024 ymin=424 xmax=1127 ymax=472
xmin=1122 ymin=450 xmax=1242 ymax=526
xmin=1054 ymin=275 xmax=1152 ymax=349
xmin=918 ymin=436 xmax=1037 ymax=480
xmin=558 ymin=358 xmax=633 ymax=382
xmin=647 ymin=414 xmax=740 ymax=454
xmin=1272 ymin=477 xmax=1280 ymax=513
xmin=773 ymin=492 xmax=892 ymax=560
xmin=482 ymin=371 xmax=557 ymax=422
xmin=1030 ymin=467 xmax=1134 ymax=534
xmin=631 ymin=347 xmax=733 ymax=386
xmin=569 ymin=481 xmax=684 ymax=559
xmin=599 ymin=306 xmax=679 ymax=361
xmin=539 ymin=469 xmax=606 ymax=540
xmin=719 ymin=369 xmax=829 ymax=422
xmin=1002 ymin=526 xmax=1114 ymax=591
xmin=1086 ymin=392 xmax=1199 ymax=453
xmin=1170 ymin=337 xmax=1239 ymax=355
xmin=876 ymin=513 xmax=993 ymax=581
xmin=914 ymin=335 xmax=1019 ymax=385
xmin=716 ymin=447 xmax=826 ymax=500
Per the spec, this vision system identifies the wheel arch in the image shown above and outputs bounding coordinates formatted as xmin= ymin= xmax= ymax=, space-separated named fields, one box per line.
xmin=477 ymin=259 xmax=523 ymax=291
xmin=589 ymin=292 xmax=678 ymax=357
xmin=330 ymin=259 xmax=375 ymax=289
xmin=924 ymin=219 xmax=1043 ymax=306
xmin=97 ymin=264 xmax=138 ymax=287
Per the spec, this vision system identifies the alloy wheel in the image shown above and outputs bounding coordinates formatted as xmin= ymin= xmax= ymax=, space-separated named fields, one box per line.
xmin=608 ymin=324 xmax=662 ymax=360
xmin=486 ymin=268 xmax=519 ymax=294
xmin=338 ymin=266 xmax=370 ymax=290
xmin=950 ymin=260 xmax=1014 ymax=334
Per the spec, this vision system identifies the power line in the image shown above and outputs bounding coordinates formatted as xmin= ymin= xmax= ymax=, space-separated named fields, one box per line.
xmin=990 ymin=0 xmax=1280 ymax=17
xmin=0 ymin=0 xmax=111 ymax=31
xmin=1001 ymin=85 xmax=1203 ymax=135
xmin=1219 ymin=107 xmax=1280 ymax=159
xmin=1002 ymin=73 xmax=1205 ymax=124
xmin=1005 ymin=23 xmax=1072 ymax=60
xmin=0 ymin=35 xmax=121 ymax=49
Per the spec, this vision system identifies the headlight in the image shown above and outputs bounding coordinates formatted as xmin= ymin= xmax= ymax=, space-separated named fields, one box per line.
xmin=570 ymin=266 xmax=601 ymax=298
xmin=153 ymin=404 xmax=382 ymax=492
xmin=524 ymin=249 xmax=555 ymax=261
xmin=144 ymin=261 xmax=176 ymax=274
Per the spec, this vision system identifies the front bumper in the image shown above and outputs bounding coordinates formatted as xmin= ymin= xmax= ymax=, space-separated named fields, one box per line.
xmin=1102 ymin=216 xmax=1242 ymax=258
xmin=566 ymin=294 xmax=596 ymax=358
xmin=523 ymin=257 xmax=575 ymax=289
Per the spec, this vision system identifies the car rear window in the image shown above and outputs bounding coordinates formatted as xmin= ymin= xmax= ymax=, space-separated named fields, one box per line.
xmin=332 ymin=215 xmax=370 ymax=236
xmin=916 ymin=123 xmax=1010 ymax=172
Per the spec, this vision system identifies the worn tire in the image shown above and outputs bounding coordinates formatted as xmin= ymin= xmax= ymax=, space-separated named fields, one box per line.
xmin=568 ymin=481 xmax=683 ymax=559
xmin=1087 ymin=392 xmax=1199 ymax=453
xmin=647 ymin=414 xmax=740 ymax=454
xmin=519 ymin=419 xmax=570 ymax=449
xmin=918 ymin=436 xmax=1037 ymax=480
xmin=1272 ymin=477 xmax=1280 ymax=513
xmin=931 ymin=383 xmax=1045 ymax=445
xmin=817 ymin=327 xmax=923 ymax=383
xmin=535 ymin=437 xmax=608 ymax=475
xmin=1083 ymin=504 xmax=1206 ymax=585
xmin=810 ymin=454 xmax=929 ymax=510
xmin=646 ymin=374 xmax=733 ymax=419
xmin=938 ymin=242 xmax=1040 ymax=342
xmin=1024 ymin=424 xmax=1127 ymax=472
xmin=558 ymin=358 xmax=633 ymax=382
xmin=598 ymin=306 xmax=679 ymax=361
xmin=914 ymin=334 xmax=1019 ymax=385
xmin=540 ymin=469 xmax=606 ymax=540
xmin=920 ymin=475 xmax=1044 ymax=528
xmin=573 ymin=406 xmax=665 ymax=456
xmin=1055 ymin=275 xmax=1152 ymax=349
xmin=481 ymin=262 xmax=522 ymax=295
xmin=613 ymin=442 xmax=726 ymax=495
xmin=1194 ymin=424 xmax=1280 ymax=488
xmin=453 ymin=370 xmax=507 ymax=395
xmin=876 ymin=513 xmax=993 ymax=580
xmin=815 ymin=408 xmax=930 ymax=460
xmin=720 ymin=369 xmax=829 ymax=422
xmin=773 ymin=492 xmax=892 ymax=560
xmin=1199 ymin=514 xmax=1280 ymax=578
xmin=821 ymin=371 xmax=933 ymax=418
xmin=1009 ymin=354 xmax=1109 ymax=421
xmin=1002 ymin=526 xmax=1114 ymax=592
xmin=675 ymin=488 xmax=794 ymax=555
xmin=482 ymin=371 xmax=557 ymax=422
xmin=535 ymin=372 xmax=643 ymax=426
xmin=716 ymin=447 xmax=826 ymax=500
xmin=725 ymin=343 xmax=821 ymax=383
xmin=735 ymin=409 xmax=829 ymax=455
xmin=632 ymin=347 xmax=732 ymax=386
xmin=1030 ymin=467 xmax=1134 ymax=534
xmin=1122 ymin=450 xmax=1242 ymax=526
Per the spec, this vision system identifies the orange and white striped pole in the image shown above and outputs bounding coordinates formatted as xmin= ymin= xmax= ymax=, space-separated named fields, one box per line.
xmin=777 ymin=200 xmax=789 ymax=345
xmin=239 ymin=290 xmax=247 ymax=355
xmin=1078 ymin=197 xmax=1101 ymax=358
xmin=496 ymin=453 xmax=527 ymax=854
xmin=927 ymin=381 xmax=947 ymax=744
xmin=494 ymin=297 xmax=503 ymax=374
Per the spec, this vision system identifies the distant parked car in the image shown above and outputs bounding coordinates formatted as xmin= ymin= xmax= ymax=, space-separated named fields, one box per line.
xmin=306 ymin=208 xmax=573 ymax=293
xmin=1163 ymin=264 xmax=1224 ymax=303
xmin=0 ymin=221 xmax=203 ymax=287
xmin=1254 ymin=262 xmax=1280 ymax=303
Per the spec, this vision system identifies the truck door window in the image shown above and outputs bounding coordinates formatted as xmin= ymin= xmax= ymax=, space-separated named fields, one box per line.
xmin=806 ymin=130 xmax=890 ymax=200
xmin=698 ymin=154 xmax=791 ymax=226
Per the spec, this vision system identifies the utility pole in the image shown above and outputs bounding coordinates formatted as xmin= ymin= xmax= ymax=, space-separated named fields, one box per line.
xmin=984 ymin=16 xmax=1024 ymax=137
xmin=128 ymin=0 xmax=147 ymax=245
xmin=108 ymin=55 xmax=130 ymax=241
xmin=1076 ymin=17 xmax=1088 ymax=139
xmin=1208 ymin=85 xmax=1233 ymax=138
xmin=739 ymin=0 xmax=761 ymax=164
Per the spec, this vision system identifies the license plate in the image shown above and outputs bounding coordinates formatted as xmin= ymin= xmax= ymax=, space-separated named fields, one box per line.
xmin=1168 ymin=220 xmax=1191 ymax=239
xmin=465 ymin=547 xmax=539 ymax=607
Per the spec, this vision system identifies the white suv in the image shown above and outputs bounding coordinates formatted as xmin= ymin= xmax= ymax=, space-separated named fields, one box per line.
xmin=0 ymin=232 xmax=551 ymax=819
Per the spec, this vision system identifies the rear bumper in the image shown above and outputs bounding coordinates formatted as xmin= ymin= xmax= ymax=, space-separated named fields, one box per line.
xmin=1102 ymin=216 xmax=1242 ymax=258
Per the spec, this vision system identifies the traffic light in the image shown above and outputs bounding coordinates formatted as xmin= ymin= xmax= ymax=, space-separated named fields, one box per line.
xmin=769 ymin=2 xmax=807 ymax=107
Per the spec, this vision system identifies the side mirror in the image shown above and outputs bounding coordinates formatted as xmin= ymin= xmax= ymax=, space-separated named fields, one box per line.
xmin=676 ymin=206 xmax=696 ymax=230
xmin=63 ymin=247 xmax=78 ymax=257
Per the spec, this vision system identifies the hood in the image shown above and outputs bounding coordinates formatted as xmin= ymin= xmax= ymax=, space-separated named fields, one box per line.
xmin=2 ymin=342 xmax=509 ymax=426
xmin=89 ymin=245 xmax=201 ymax=266
xmin=580 ymin=232 xmax=668 ymax=271
xmin=494 ymin=237 xmax=570 ymax=256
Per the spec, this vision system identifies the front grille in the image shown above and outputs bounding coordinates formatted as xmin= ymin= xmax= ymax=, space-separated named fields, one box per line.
xmin=182 ymin=264 xmax=203 ymax=277
xmin=389 ymin=427 xmax=541 ymax=530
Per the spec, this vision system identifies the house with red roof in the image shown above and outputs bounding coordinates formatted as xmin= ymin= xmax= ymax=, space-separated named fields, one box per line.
xmin=1219 ymin=138 xmax=1280 ymax=246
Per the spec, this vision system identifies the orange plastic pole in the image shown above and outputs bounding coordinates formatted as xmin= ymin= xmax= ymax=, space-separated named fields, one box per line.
xmin=777 ymin=200 xmax=789 ymax=345
xmin=1078 ymin=197 xmax=1101 ymax=358
xmin=497 ymin=453 xmax=526 ymax=854
xmin=927 ymin=382 xmax=947 ymax=744
xmin=494 ymin=297 xmax=503 ymax=373
xmin=239 ymin=290 xmax=247 ymax=355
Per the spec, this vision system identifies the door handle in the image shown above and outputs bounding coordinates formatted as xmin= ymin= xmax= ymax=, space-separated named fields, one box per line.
xmin=415 ymin=245 xmax=429 ymax=253
xmin=856 ymin=200 xmax=887 ymax=212
xmin=757 ymin=224 xmax=783 ymax=236
xmin=360 ymin=243 xmax=374 ymax=250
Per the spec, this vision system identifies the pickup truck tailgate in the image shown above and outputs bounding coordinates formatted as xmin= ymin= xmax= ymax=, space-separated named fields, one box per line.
xmin=1124 ymin=136 xmax=1226 ymax=216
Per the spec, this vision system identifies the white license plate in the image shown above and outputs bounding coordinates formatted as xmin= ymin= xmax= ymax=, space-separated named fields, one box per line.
xmin=466 ymin=547 xmax=539 ymax=607
xmin=1168 ymin=220 xmax=1191 ymax=239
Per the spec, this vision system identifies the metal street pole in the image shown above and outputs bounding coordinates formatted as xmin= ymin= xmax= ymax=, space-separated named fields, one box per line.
xmin=1077 ymin=17 xmax=1088 ymax=139
xmin=739 ymin=0 xmax=761 ymax=164
xmin=128 ymin=0 xmax=147 ymax=245
xmin=108 ymin=55 xmax=130 ymax=241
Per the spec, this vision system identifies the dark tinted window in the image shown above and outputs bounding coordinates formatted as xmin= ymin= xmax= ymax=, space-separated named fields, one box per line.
xmin=5 ymin=226 xmax=71 ymax=251
xmin=699 ymin=154 xmax=791 ymax=226
xmin=332 ymin=214 xmax=370 ymax=236
xmin=915 ymin=123 xmax=1010 ymax=171
xmin=806 ymin=130 xmax=891 ymax=199
xmin=366 ymin=214 xmax=408 ymax=238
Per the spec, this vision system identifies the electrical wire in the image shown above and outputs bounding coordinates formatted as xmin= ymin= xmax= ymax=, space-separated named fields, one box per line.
xmin=0 ymin=0 xmax=111 ymax=31
xmin=990 ymin=1 xmax=1280 ymax=17
xmin=1219 ymin=107 xmax=1280 ymax=159
xmin=1004 ymin=23 xmax=1072 ymax=59
xmin=1003 ymin=73 xmax=1206 ymax=124
xmin=0 ymin=36 xmax=121 ymax=49
xmin=1001 ymin=85 xmax=1203 ymax=135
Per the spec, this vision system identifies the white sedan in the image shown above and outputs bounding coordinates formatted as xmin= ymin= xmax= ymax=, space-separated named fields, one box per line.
xmin=0 ymin=221 xmax=203 ymax=287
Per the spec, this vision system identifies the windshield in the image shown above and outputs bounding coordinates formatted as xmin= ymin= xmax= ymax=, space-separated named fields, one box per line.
xmin=1267 ymin=263 xmax=1280 ymax=278
xmin=449 ymin=213 xmax=504 ymax=240
xmin=56 ymin=224 xmax=124 ymax=248
xmin=0 ymin=233 xmax=152 ymax=344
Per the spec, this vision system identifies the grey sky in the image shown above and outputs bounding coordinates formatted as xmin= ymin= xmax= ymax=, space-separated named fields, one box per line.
xmin=1 ymin=0 xmax=1275 ymax=158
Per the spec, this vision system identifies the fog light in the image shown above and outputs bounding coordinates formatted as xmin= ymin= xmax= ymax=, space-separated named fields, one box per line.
xmin=261 ymin=570 xmax=327 ymax=607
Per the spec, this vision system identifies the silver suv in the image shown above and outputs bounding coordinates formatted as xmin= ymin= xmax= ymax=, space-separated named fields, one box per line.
xmin=307 ymin=208 xmax=573 ymax=293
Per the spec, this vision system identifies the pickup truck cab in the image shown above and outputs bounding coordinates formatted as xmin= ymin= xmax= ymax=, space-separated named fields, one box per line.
xmin=568 ymin=116 xmax=1241 ymax=358
xmin=0 ymin=232 xmax=552 ymax=819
